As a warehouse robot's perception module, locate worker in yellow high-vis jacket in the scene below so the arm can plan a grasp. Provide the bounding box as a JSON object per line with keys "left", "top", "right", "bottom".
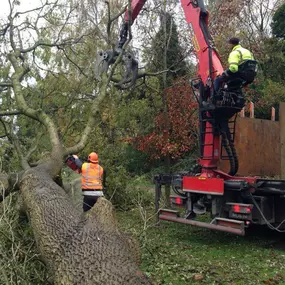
{"left": 214, "top": 37, "right": 256, "bottom": 93}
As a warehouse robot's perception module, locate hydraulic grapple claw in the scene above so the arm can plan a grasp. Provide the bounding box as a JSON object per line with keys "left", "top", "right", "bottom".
{"left": 114, "top": 52, "right": 138, "bottom": 89}
{"left": 94, "top": 48, "right": 138, "bottom": 89}
{"left": 94, "top": 49, "right": 117, "bottom": 80}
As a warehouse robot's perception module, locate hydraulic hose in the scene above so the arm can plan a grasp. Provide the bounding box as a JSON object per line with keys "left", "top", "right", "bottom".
{"left": 225, "top": 120, "right": 239, "bottom": 175}
{"left": 221, "top": 131, "right": 238, "bottom": 176}
{"left": 228, "top": 137, "right": 239, "bottom": 175}
{"left": 219, "top": 118, "right": 239, "bottom": 176}
{"left": 172, "top": 184, "right": 187, "bottom": 197}
{"left": 222, "top": 132, "right": 235, "bottom": 176}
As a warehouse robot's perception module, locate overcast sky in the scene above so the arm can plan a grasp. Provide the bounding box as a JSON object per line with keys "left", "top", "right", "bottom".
{"left": 0, "top": 0, "right": 41, "bottom": 18}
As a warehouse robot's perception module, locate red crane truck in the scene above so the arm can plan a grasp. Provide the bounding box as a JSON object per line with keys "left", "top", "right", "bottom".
{"left": 95, "top": 0, "right": 285, "bottom": 236}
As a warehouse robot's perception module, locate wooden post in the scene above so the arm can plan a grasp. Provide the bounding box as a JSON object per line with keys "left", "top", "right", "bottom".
{"left": 240, "top": 107, "right": 245, "bottom": 117}
{"left": 280, "top": 103, "right": 285, "bottom": 179}
{"left": 154, "top": 177, "right": 162, "bottom": 225}
{"left": 271, "top": 107, "right": 276, "bottom": 121}
{"left": 250, "top": 102, "right": 254, "bottom": 118}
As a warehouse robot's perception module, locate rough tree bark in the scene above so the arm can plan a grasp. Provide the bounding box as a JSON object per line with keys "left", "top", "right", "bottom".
{"left": 15, "top": 164, "right": 153, "bottom": 285}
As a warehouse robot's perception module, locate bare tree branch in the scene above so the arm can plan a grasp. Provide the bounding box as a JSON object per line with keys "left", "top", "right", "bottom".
{"left": 0, "top": 82, "right": 12, "bottom": 88}
{"left": 0, "top": 110, "right": 21, "bottom": 116}
{"left": 0, "top": 173, "right": 21, "bottom": 202}
{"left": 10, "top": 133, "right": 30, "bottom": 170}
{"left": 14, "top": 1, "right": 51, "bottom": 17}
{"left": 20, "top": 37, "right": 83, "bottom": 54}
{"left": 57, "top": 46, "right": 88, "bottom": 77}
{"left": 0, "top": 118, "right": 30, "bottom": 170}
{"left": 0, "top": 24, "right": 10, "bottom": 37}
{"left": 24, "top": 132, "right": 43, "bottom": 162}
{"left": 105, "top": 1, "right": 128, "bottom": 45}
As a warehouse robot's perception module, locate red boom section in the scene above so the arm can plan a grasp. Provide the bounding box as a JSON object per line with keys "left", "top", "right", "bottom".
{"left": 180, "top": 0, "right": 223, "bottom": 84}
{"left": 180, "top": 1, "right": 225, "bottom": 169}
{"left": 124, "top": 0, "right": 147, "bottom": 23}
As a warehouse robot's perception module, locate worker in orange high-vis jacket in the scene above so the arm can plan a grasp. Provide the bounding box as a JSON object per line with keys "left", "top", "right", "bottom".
{"left": 73, "top": 152, "right": 104, "bottom": 212}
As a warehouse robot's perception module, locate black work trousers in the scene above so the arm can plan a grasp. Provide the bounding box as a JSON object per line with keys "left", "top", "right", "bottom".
{"left": 83, "top": 195, "right": 99, "bottom": 212}
{"left": 214, "top": 72, "right": 241, "bottom": 93}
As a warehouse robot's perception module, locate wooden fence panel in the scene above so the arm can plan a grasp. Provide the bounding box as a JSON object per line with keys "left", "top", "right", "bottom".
{"left": 219, "top": 105, "right": 282, "bottom": 176}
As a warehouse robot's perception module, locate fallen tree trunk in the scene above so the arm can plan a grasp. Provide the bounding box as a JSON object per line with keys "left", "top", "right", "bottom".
{"left": 17, "top": 165, "right": 153, "bottom": 285}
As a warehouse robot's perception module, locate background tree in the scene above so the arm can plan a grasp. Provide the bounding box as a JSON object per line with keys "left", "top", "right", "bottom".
{"left": 141, "top": 8, "right": 193, "bottom": 206}
{"left": 132, "top": 80, "right": 198, "bottom": 160}
{"left": 151, "top": 12, "right": 188, "bottom": 86}
{"left": 270, "top": 2, "right": 285, "bottom": 39}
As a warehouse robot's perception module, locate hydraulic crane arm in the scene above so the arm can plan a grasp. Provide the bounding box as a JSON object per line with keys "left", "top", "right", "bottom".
{"left": 124, "top": 0, "right": 223, "bottom": 83}
{"left": 117, "top": 0, "right": 147, "bottom": 48}
{"left": 95, "top": 0, "right": 224, "bottom": 87}
{"left": 180, "top": 0, "right": 223, "bottom": 84}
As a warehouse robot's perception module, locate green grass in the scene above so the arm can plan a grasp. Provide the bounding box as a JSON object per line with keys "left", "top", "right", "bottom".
{"left": 117, "top": 208, "right": 285, "bottom": 285}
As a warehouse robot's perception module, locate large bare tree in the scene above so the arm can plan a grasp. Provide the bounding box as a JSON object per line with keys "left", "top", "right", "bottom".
{"left": 0, "top": 0, "right": 153, "bottom": 283}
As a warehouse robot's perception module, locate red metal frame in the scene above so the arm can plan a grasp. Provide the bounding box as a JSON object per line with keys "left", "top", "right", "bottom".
{"left": 124, "top": 0, "right": 264, "bottom": 234}
{"left": 182, "top": 168, "right": 258, "bottom": 195}
{"left": 183, "top": 176, "right": 224, "bottom": 195}
{"left": 159, "top": 212, "right": 245, "bottom": 235}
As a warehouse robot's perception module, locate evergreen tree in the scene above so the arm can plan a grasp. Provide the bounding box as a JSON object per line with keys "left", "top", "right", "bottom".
{"left": 271, "top": 3, "right": 285, "bottom": 39}
{"left": 151, "top": 12, "right": 188, "bottom": 87}
{"left": 261, "top": 3, "right": 285, "bottom": 82}
{"left": 142, "top": 11, "right": 190, "bottom": 206}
